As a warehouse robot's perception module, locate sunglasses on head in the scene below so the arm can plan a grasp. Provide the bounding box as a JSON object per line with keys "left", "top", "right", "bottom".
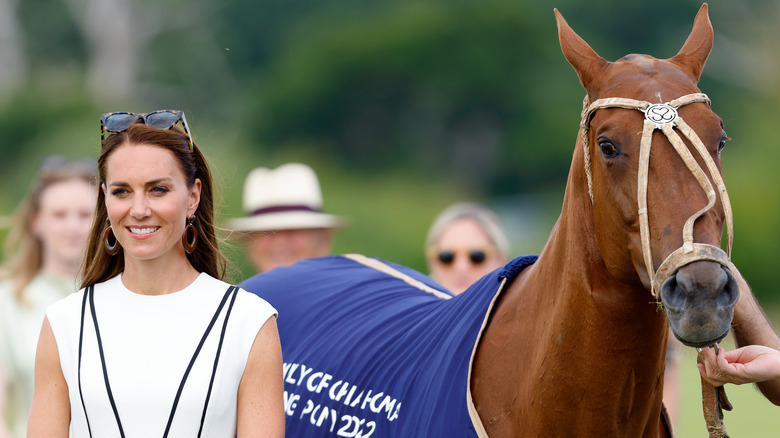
{"left": 100, "top": 110, "right": 194, "bottom": 152}
{"left": 431, "top": 247, "right": 495, "bottom": 266}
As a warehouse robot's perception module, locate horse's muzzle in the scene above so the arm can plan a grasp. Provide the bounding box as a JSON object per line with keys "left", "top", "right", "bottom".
{"left": 659, "top": 261, "right": 739, "bottom": 348}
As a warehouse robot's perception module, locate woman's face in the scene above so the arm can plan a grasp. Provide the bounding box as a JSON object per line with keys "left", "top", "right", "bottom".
{"left": 427, "top": 218, "right": 506, "bottom": 295}
{"left": 103, "top": 143, "right": 200, "bottom": 264}
{"left": 33, "top": 179, "right": 96, "bottom": 274}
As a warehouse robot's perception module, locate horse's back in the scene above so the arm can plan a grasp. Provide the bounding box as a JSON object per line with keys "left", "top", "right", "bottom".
{"left": 241, "top": 254, "right": 536, "bottom": 437}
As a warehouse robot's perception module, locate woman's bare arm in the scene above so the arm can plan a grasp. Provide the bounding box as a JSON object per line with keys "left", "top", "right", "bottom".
{"left": 27, "top": 317, "right": 70, "bottom": 437}
{"left": 237, "top": 316, "right": 285, "bottom": 437}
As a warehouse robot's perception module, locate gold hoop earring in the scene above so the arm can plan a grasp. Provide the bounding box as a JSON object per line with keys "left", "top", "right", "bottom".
{"left": 182, "top": 214, "right": 198, "bottom": 254}
{"left": 103, "top": 218, "right": 120, "bottom": 256}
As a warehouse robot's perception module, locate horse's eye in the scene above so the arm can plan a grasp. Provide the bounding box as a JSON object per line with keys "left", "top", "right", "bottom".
{"left": 599, "top": 141, "right": 620, "bottom": 158}
{"left": 717, "top": 135, "right": 729, "bottom": 154}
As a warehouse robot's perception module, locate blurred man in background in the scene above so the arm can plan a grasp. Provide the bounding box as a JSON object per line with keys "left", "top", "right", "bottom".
{"left": 225, "top": 163, "right": 348, "bottom": 273}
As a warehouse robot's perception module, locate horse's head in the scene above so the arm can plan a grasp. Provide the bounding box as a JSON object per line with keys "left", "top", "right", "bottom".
{"left": 555, "top": 4, "right": 738, "bottom": 348}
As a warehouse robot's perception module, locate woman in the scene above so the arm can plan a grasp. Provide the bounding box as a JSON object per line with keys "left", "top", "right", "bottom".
{"left": 424, "top": 202, "right": 509, "bottom": 294}
{"left": 27, "top": 111, "right": 284, "bottom": 437}
{"left": 0, "top": 156, "right": 97, "bottom": 438}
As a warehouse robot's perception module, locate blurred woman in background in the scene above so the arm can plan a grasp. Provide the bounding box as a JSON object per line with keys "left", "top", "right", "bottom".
{"left": 425, "top": 202, "right": 510, "bottom": 295}
{"left": 0, "top": 157, "right": 97, "bottom": 438}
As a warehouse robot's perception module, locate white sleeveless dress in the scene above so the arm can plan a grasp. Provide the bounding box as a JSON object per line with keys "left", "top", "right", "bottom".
{"left": 46, "top": 273, "right": 277, "bottom": 438}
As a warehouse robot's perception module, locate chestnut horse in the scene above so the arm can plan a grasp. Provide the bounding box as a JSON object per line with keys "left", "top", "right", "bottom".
{"left": 471, "top": 5, "right": 737, "bottom": 436}
{"left": 242, "top": 4, "right": 738, "bottom": 437}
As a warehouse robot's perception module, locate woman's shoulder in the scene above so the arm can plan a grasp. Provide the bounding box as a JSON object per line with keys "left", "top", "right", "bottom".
{"left": 236, "top": 287, "right": 278, "bottom": 319}
{"left": 46, "top": 276, "right": 119, "bottom": 318}
{"left": 198, "top": 273, "right": 278, "bottom": 318}
{"left": 0, "top": 277, "right": 18, "bottom": 307}
{"left": 44, "top": 288, "right": 87, "bottom": 336}
{"left": 46, "top": 287, "right": 86, "bottom": 315}
{"left": 0, "top": 278, "right": 12, "bottom": 302}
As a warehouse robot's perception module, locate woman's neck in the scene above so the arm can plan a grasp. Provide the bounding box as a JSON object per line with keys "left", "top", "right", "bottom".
{"left": 120, "top": 253, "right": 201, "bottom": 295}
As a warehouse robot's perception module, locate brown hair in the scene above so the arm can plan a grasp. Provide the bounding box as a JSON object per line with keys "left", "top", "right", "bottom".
{"left": 79, "top": 122, "right": 227, "bottom": 288}
{"left": 1, "top": 157, "right": 97, "bottom": 303}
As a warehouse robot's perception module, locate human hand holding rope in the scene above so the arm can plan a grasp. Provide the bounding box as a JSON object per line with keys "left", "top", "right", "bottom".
{"left": 698, "top": 345, "right": 780, "bottom": 387}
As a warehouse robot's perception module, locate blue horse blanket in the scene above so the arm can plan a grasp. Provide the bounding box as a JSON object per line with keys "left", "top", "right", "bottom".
{"left": 240, "top": 254, "right": 537, "bottom": 437}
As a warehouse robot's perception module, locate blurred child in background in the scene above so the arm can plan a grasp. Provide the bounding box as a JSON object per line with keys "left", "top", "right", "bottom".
{"left": 0, "top": 156, "right": 97, "bottom": 437}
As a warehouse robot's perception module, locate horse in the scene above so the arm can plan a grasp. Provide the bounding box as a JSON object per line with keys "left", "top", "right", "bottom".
{"left": 241, "top": 4, "right": 738, "bottom": 436}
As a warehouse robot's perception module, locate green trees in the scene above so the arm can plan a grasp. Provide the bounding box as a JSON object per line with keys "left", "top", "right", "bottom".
{"left": 1, "top": 0, "right": 779, "bottom": 303}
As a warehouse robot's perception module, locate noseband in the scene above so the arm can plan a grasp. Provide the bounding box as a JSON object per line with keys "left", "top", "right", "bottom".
{"left": 580, "top": 93, "right": 734, "bottom": 298}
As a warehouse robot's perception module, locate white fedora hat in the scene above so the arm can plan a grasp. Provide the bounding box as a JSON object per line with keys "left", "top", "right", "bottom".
{"left": 224, "top": 163, "right": 348, "bottom": 232}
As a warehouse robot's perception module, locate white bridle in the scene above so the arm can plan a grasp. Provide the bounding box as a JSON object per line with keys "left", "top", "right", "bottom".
{"left": 579, "top": 93, "right": 734, "bottom": 299}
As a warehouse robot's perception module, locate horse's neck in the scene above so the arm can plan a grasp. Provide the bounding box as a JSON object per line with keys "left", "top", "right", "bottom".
{"left": 473, "top": 153, "right": 669, "bottom": 435}
{"left": 524, "top": 184, "right": 669, "bottom": 364}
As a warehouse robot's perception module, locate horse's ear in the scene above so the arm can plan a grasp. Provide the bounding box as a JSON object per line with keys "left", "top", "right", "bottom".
{"left": 555, "top": 8, "right": 609, "bottom": 96}
{"left": 669, "top": 3, "right": 713, "bottom": 83}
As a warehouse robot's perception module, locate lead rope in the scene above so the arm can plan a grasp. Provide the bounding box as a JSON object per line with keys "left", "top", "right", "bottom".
{"left": 697, "top": 346, "right": 732, "bottom": 438}
{"left": 579, "top": 93, "right": 734, "bottom": 437}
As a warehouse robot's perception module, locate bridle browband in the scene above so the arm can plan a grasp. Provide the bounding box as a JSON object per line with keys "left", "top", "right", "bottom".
{"left": 579, "top": 93, "right": 734, "bottom": 299}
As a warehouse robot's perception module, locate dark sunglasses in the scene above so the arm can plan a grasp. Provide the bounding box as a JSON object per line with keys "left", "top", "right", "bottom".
{"left": 432, "top": 248, "right": 494, "bottom": 266}
{"left": 100, "top": 110, "right": 193, "bottom": 152}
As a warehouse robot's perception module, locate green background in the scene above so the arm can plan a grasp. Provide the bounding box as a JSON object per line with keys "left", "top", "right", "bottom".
{"left": 1, "top": 0, "right": 779, "bottom": 434}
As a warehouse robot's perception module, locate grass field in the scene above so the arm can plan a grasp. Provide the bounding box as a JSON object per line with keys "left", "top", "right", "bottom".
{"left": 674, "top": 335, "right": 780, "bottom": 437}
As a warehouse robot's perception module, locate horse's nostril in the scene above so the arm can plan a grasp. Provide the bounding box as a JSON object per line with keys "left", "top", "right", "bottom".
{"left": 718, "top": 266, "right": 740, "bottom": 308}
{"left": 660, "top": 275, "right": 685, "bottom": 310}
